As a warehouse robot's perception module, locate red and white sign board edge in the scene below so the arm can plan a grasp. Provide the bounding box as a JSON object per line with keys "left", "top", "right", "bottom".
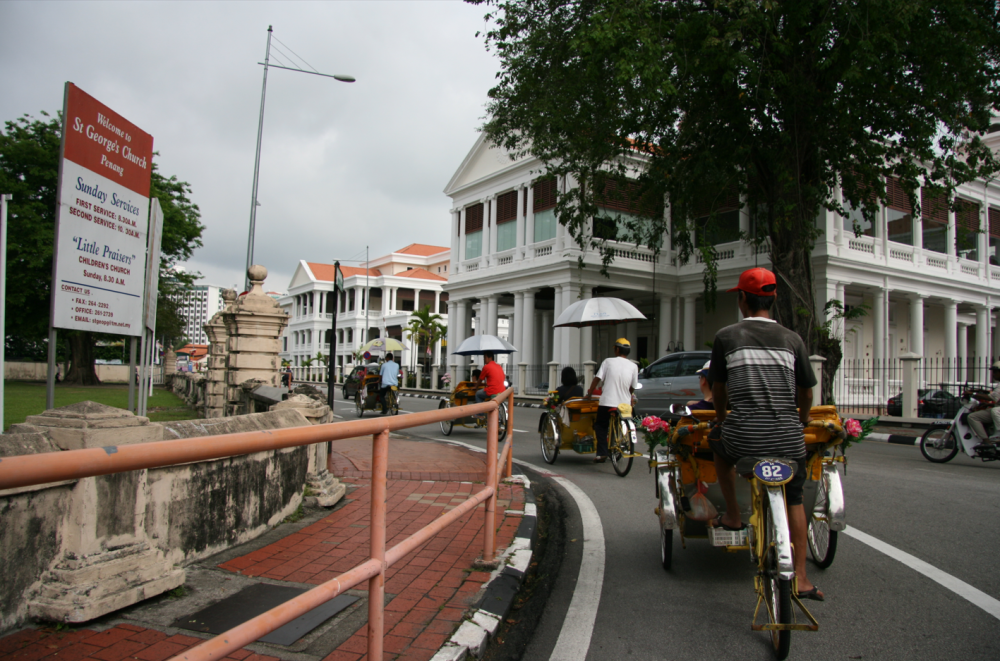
{"left": 52, "top": 82, "right": 153, "bottom": 336}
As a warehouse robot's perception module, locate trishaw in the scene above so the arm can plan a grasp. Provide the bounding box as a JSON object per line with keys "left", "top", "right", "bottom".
{"left": 652, "top": 405, "right": 846, "bottom": 659}
{"left": 538, "top": 397, "right": 641, "bottom": 476}
{"left": 438, "top": 380, "right": 508, "bottom": 441}
{"left": 355, "top": 373, "right": 399, "bottom": 417}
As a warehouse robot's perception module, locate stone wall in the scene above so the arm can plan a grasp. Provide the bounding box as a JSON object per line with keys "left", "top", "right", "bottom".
{"left": 0, "top": 401, "right": 342, "bottom": 631}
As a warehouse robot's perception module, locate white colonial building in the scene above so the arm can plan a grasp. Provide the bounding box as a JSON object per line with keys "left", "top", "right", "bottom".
{"left": 443, "top": 127, "right": 1000, "bottom": 393}
{"left": 279, "top": 244, "right": 451, "bottom": 379}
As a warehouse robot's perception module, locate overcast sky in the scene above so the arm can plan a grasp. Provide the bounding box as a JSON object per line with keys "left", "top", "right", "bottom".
{"left": 1, "top": 1, "right": 498, "bottom": 292}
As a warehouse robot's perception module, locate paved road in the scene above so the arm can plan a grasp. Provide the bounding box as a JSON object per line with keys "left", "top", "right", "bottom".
{"left": 330, "top": 394, "right": 1000, "bottom": 659}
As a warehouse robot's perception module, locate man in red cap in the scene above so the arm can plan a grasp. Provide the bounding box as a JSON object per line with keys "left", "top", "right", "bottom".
{"left": 707, "top": 267, "right": 823, "bottom": 601}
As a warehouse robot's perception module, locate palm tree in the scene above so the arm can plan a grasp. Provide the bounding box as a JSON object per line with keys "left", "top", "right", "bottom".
{"left": 405, "top": 306, "right": 447, "bottom": 377}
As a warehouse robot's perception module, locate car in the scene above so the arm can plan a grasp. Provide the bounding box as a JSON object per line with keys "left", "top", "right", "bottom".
{"left": 886, "top": 388, "right": 961, "bottom": 418}
{"left": 342, "top": 365, "right": 370, "bottom": 399}
{"left": 635, "top": 350, "right": 712, "bottom": 417}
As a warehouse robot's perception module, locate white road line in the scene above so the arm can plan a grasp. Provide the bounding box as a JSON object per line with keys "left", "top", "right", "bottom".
{"left": 844, "top": 526, "right": 1000, "bottom": 621}
{"left": 547, "top": 476, "right": 604, "bottom": 661}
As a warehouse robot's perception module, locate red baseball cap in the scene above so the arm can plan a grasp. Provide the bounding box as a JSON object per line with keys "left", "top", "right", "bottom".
{"left": 728, "top": 267, "right": 777, "bottom": 296}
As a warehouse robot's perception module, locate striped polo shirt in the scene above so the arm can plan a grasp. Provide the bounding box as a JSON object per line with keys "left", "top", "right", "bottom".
{"left": 708, "top": 317, "right": 817, "bottom": 459}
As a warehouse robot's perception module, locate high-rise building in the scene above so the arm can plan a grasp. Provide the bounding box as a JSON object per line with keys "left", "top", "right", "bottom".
{"left": 169, "top": 285, "right": 224, "bottom": 345}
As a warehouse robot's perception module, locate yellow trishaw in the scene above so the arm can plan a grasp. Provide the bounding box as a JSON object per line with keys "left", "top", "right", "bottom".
{"left": 437, "top": 380, "right": 508, "bottom": 441}
{"left": 538, "top": 396, "right": 642, "bottom": 476}
{"left": 651, "top": 405, "right": 846, "bottom": 659}
{"left": 354, "top": 373, "right": 399, "bottom": 417}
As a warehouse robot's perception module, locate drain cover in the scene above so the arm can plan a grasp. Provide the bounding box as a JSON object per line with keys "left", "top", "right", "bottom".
{"left": 173, "top": 583, "right": 359, "bottom": 646}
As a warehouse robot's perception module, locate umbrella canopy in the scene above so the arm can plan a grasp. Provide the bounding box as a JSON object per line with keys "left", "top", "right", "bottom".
{"left": 553, "top": 297, "right": 647, "bottom": 328}
{"left": 451, "top": 334, "right": 517, "bottom": 356}
{"left": 360, "top": 337, "right": 405, "bottom": 354}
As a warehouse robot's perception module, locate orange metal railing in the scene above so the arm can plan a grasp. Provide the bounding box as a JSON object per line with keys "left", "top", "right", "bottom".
{"left": 0, "top": 387, "right": 516, "bottom": 661}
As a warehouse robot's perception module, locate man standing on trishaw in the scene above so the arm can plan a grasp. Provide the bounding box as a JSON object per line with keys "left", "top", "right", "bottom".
{"left": 585, "top": 338, "right": 638, "bottom": 463}
{"left": 707, "top": 267, "right": 824, "bottom": 602}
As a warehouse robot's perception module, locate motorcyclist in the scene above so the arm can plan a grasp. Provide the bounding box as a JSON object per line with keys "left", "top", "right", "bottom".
{"left": 966, "top": 361, "right": 1000, "bottom": 446}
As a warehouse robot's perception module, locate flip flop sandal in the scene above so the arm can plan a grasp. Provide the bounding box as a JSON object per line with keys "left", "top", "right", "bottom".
{"left": 796, "top": 586, "right": 825, "bottom": 602}
{"left": 710, "top": 514, "right": 747, "bottom": 531}
{"left": 594, "top": 456, "right": 608, "bottom": 463}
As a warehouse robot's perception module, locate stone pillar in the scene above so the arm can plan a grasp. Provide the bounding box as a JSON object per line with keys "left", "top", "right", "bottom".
{"left": 17, "top": 402, "right": 183, "bottom": 622}
{"left": 512, "top": 292, "right": 524, "bottom": 354}
{"left": 431, "top": 364, "right": 439, "bottom": 391}
{"left": 548, "top": 361, "right": 559, "bottom": 394}
{"left": 900, "top": 352, "right": 922, "bottom": 418}
{"left": 958, "top": 321, "right": 969, "bottom": 382}
{"left": 581, "top": 287, "right": 594, "bottom": 364}
{"left": 584, "top": 360, "right": 597, "bottom": 390}
{"left": 976, "top": 304, "right": 990, "bottom": 384}
{"left": 415, "top": 364, "right": 423, "bottom": 390}
{"left": 683, "top": 296, "right": 697, "bottom": 352}
{"left": 203, "top": 289, "right": 236, "bottom": 419}
{"left": 223, "top": 266, "right": 290, "bottom": 416}
{"left": 944, "top": 300, "right": 958, "bottom": 383}
{"left": 909, "top": 294, "right": 925, "bottom": 357}
{"left": 809, "top": 355, "right": 825, "bottom": 406}
{"left": 514, "top": 186, "right": 526, "bottom": 261}
{"left": 487, "top": 295, "right": 500, "bottom": 337}
{"left": 873, "top": 289, "right": 886, "bottom": 364}
{"left": 164, "top": 349, "right": 177, "bottom": 378}
{"left": 517, "top": 363, "right": 527, "bottom": 396}
{"left": 522, "top": 290, "right": 536, "bottom": 383}
{"left": 658, "top": 294, "right": 672, "bottom": 357}
{"left": 541, "top": 310, "right": 553, "bottom": 364}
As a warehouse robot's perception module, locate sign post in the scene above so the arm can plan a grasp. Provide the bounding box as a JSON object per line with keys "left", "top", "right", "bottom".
{"left": 138, "top": 198, "right": 163, "bottom": 416}
{"left": 46, "top": 83, "right": 154, "bottom": 408}
{"left": 0, "top": 194, "right": 10, "bottom": 429}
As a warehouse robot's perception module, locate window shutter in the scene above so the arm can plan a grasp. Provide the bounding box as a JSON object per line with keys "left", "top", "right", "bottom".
{"left": 886, "top": 177, "right": 913, "bottom": 213}
{"left": 533, "top": 178, "right": 557, "bottom": 212}
{"left": 990, "top": 208, "right": 1000, "bottom": 239}
{"left": 921, "top": 189, "right": 948, "bottom": 224}
{"left": 497, "top": 190, "right": 517, "bottom": 224}
{"left": 957, "top": 199, "right": 980, "bottom": 231}
{"left": 465, "top": 203, "right": 484, "bottom": 233}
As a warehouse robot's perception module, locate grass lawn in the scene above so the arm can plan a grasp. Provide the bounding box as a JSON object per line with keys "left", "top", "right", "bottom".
{"left": 3, "top": 381, "right": 199, "bottom": 432}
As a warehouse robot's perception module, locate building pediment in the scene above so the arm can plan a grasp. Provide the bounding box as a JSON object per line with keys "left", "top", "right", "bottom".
{"left": 444, "top": 133, "right": 528, "bottom": 196}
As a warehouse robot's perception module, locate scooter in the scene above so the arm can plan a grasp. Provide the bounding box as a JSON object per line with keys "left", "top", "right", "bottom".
{"left": 919, "top": 391, "right": 1000, "bottom": 463}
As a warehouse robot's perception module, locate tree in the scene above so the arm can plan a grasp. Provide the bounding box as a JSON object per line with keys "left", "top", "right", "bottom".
{"left": 405, "top": 306, "right": 446, "bottom": 372}
{"left": 0, "top": 112, "right": 205, "bottom": 384}
{"left": 474, "top": 0, "right": 1000, "bottom": 382}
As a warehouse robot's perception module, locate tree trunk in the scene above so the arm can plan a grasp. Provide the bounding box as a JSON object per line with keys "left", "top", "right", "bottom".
{"left": 64, "top": 332, "right": 101, "bottom": 385}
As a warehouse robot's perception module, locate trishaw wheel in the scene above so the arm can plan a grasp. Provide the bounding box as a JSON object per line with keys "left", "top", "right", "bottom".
{"left": 761, "top": 497, "right": 792, "bottom": 659}
{"left": 660, "top": 526, "right": 673, "bottom": 570}
{"left": 540, "top": 415, "right": 559, "bottom": 464}
{"left": 498, "top": 403, "right": 508, "bottom": 442}
{"left": 808, "top": 477, "right": 838, "bottom": 568}
{"left": 438, "top": 400, "right": 453, "bottom": 435}
{"left": 609, "top": 417, "right": 633, "bottom": 477}
{"left": 920, "top": 427, "right": 959, "bottom": 463}
{"left": 355, "top": 392, "right": 364, "bottom": 418}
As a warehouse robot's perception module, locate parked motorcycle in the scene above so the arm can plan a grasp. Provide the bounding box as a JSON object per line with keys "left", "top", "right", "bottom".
{"left": 919, "top": 390, "right": 1000, "bottom": 463}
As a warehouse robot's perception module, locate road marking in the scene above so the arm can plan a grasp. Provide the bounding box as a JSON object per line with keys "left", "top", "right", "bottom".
{"left": 844, "top": 526, "right": 1000, "bottom": 621}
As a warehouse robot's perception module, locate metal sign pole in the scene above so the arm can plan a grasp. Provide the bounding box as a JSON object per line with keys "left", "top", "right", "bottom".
{"left": 0, "top": 194, "right": 10, "bottom": 430}
{"left": 127, "top": 337, "right": 137, "bottom": 412}
{"left": 138, "top": 329, "right": 147, "bottom": 416}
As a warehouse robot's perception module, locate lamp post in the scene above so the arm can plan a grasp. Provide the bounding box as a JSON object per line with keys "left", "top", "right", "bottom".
{"left": 245, "top": 25, "right": 355, "bottom": 290}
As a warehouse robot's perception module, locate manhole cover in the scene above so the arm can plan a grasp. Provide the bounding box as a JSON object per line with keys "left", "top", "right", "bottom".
{"left": 172, "top": 583, "right": 359, "bottom": 646}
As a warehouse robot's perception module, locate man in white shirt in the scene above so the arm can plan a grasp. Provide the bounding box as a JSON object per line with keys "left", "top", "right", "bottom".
{"left": 585, "top": 338, "right": 639, "bottom": 462}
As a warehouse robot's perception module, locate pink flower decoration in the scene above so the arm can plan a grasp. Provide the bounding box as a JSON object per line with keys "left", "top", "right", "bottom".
{"left": 641, "top": 416, "right": 658, "bottom": 431}
{"left": 845, "top": 418, "right": 862, "bottom": 438}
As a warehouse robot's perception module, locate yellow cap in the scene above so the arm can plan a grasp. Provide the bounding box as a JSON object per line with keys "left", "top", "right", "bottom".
{"left": 615, "top": 338, "right": 630, "bottom": 348}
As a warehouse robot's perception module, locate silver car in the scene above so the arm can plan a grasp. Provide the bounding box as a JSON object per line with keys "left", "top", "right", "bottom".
{"left": 636, "top": 351, "right": 712, "bottom": 416}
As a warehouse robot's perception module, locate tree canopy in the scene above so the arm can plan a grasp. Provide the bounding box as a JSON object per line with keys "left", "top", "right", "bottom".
{"left": 474, "top": 0, "right": 1000, "bottom": 350}
{"left": 0, "top": 111, "right": 205, "bottom": 380}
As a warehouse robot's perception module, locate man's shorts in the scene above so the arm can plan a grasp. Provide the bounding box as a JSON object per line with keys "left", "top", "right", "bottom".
{"left": 708, "top": 438, "right": 807, "bottom": 506}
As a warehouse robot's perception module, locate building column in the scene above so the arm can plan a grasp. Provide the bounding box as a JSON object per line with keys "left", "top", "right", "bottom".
{"left": 514, "top": 186, "right": 526, "bottom": 261}
{"left": 484, "top": 196, "right": 495, "bottom": 266}
{"left": 541, "top": 310, "right": 553, "bottom": 364}
{"left": 993, "top": 309, "right": 1000, "bottom": 361}
{"left": 872, "top": 289, "right": 886, "bottom": 366}
{"left": 976, "top": 304, "right": 990, "bottom": 383}
{"left": 909, "top": 294, "right": 925, "bottom": 357}
{"left": 658, "top": 294, "right": 672, "bottom": 358}
{"left": 958, "top": 321, "right": 969, "bottom": 382}
{"left": 434, "top": 291, "right": 441, "bottom": 316}
{"left": 458, "top": 207, "right": 467, "bottom": 264}
{"left": 455, "top": 299, "right": 469, "bottom": 373}
{"left": 683, "top": 295, "right": 697, "bottom": 352}
{"left": 581, "top": 286, "right": 594, "bottom": 363}
{"left": 413, "top": 288, "right": 423, "bottom": 314}
{"left": 512, "top": 292, "right": 524, "bottom": 352}
{"left": 522, "top": 289, "right": 536, "bottom": 369}
{"left": 450, "top": 209, "right": 461, "bottom": 272}
{"left": 943, "top": 300, "right": 958, "bottom": 383}
{"left": 525, "top": 183, "right": 535, "bottom": 250}
{"left": 446, "top": 300, "right": 457, "bottom": 369}
{"left": 625, "top": 321, "right": 639, "bottom": 356}
{"left": 486, "top": 295, "right": 500, "bottom": 337}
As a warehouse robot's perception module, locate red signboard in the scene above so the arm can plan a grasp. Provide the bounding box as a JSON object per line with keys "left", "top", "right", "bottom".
{"left": 63, "top": 84, "right": 154, "bottom": 198}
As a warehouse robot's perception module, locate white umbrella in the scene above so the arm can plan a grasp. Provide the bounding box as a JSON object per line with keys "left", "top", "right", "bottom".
{"left": 360, "top": 337, "right": 405, "bottom": 354}
{"left": 553, "top": 297, "right": 647, "bottom": 328}
{"left": 452, "top": 334, "right": 517, "bottom": 356}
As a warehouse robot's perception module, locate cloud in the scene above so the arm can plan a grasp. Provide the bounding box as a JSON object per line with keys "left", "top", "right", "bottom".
{"left": 1, "top": 0, "right": 497, "bottom": 292}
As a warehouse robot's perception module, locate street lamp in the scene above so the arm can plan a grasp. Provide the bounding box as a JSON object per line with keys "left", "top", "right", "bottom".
{"left": 245, "top": 25, "right": 355, "bottom": 290}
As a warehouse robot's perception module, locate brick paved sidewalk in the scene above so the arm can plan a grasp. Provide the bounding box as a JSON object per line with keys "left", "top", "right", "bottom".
{"left": 0, "top": 438, "right": 525, "bottom": 661}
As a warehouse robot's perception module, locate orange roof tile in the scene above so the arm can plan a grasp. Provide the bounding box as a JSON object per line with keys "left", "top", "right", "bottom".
{"left": 307, "top": 262, "right": 381, "bottom": 281}
{"left": 395, "top": 243, "right": 449, "bottom": 257}
{"left": 395, "top": 267, "right": 447, "bottom": 281}
{"left": 176, "top": 344, "right": 209, "bottom": 359}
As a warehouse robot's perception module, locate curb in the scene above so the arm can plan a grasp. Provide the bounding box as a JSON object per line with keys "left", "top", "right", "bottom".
{"left": 867, "top": 432, "right": 919, "bottom": 445}
{"left": 430, "top": 472, "right": 538, "bottom": 661}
